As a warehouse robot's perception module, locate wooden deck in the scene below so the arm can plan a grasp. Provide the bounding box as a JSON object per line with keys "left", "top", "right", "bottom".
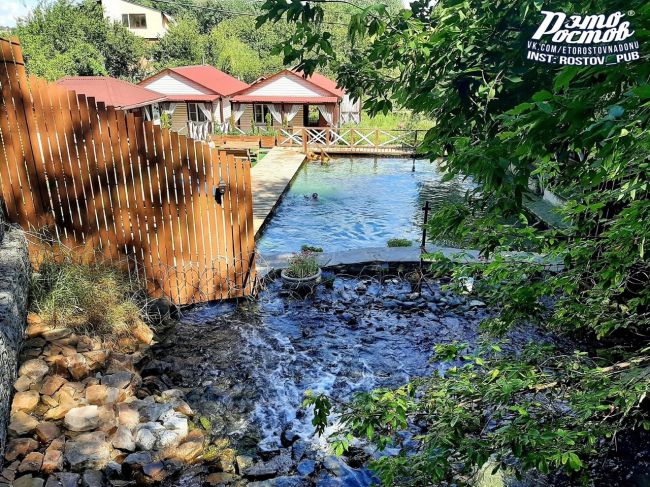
{"left": 251, "top": 147, "right": 306, "bottom": 237}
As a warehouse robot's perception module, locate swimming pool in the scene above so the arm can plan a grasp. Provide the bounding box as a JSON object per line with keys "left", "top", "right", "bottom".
{"left": 256, "top": 156, "right": 474, "bottom": 253}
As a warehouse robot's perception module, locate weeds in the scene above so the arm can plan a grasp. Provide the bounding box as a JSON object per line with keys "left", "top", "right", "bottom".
{"left": 387, "top": 238, "right": 412, "bottom": 248}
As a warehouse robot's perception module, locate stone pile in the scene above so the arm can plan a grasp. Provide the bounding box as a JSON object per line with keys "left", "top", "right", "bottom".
{"left": 1, "top": 312, "right": 236, "bottom": 487}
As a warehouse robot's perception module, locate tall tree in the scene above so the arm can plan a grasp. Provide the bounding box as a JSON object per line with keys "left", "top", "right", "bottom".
{"left": 260, "top": 0, "right": 650, "bottom": 483}
{"left": 16, "top": 0, "right": 146, "bottom": 81}
{"left": 150, "top": 14, "right": 206, "bottom": 68}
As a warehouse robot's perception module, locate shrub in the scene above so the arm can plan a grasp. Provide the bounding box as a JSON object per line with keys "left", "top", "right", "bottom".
{"left": 30, "top": 256, "right": 145, "bottom": 337}
{"left": 301, "top": 244, "right": 323, "bottom": 253}
{"left": 387, "top": 238, "right": 412, "bottom": 248}
{"left": 285, "top": 252, "right": 319, "bottom": 279}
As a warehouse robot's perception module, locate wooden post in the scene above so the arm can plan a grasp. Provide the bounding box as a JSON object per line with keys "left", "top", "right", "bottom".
{"left": 302, "top": 128, "right": 307, "bottom": 153}
{"left": 374, "top": 129, "right": 380, "bottom": 147}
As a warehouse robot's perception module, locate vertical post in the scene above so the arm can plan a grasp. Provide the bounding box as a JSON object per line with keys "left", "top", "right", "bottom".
{"left": 302, "top": 128, "right": 307, "bottom": 153}
{"left": 374, "top": 128, "right": 380, "bottom": 147}
{"left": 421, "top": 201, "right": 430, "bottom": 250}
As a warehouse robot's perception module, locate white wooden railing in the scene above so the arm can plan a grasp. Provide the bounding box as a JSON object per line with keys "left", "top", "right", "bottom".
{"left": 186, "top": 121, "right": 213, "bottom": 141}
{"left": 277, "top": 127, "right": 422, "bottom": 152}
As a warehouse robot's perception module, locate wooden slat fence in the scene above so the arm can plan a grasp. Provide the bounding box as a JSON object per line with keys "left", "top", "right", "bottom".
{"left": 0, "top": 36, "right": 255, "bottom": 305}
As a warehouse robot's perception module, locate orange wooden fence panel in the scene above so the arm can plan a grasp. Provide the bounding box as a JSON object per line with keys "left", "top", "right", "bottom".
{"left": 0, "top": 36, "right": 256, "bottom": 304}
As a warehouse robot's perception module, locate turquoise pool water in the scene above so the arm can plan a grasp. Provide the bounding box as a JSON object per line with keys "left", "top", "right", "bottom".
{"left": 257, "top": 156, "right": 474, "bottom": 253}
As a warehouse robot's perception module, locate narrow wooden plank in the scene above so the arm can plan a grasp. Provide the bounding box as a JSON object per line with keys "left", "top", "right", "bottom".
{"left": 0, "top": 54, "right": 22, "bottom": 221}
{"left": 30, "top": 77, "right": 67, "bottom": 239}
{"left": 178, "top": 134, "right": 201, "bottom": 302}
{"left": 136, "top": 120, "right": 159, "bottom": 287}
{"left": 219, "top": 149, "right": 236, "bottom": 299}
{"left": 207, "top": 148, "right": 226, "bottom": 300}
{"left": 151, "top": 124, "right": 173, "bottom": 300}
{"left": 141, "top": 121, "right": 161, "bottom": 292}
{"left": 157, "top": 126, "right": 179, "bottom": 302}
{"left": 197, "top": 142, "right": 215, "bottom": 301}
{"left": 125, "top": 114, "right": 146, "bottom": 277}
{"left": 165, "top": 130, "right": 184, "bottom": 302}
{"left": 86, "top": 99, "right": 112, "bottom": 257}
{"left": 241, "top": 158, "right": 255, "bottom": 294}
{"left": 170, "top": 131, "right": 192, "bottom": 303}
{"left": 189, "top": 139, "right": 210, "bottom": 302}
{"left": 230, "top": 153, "right": 245, "bottom": 296}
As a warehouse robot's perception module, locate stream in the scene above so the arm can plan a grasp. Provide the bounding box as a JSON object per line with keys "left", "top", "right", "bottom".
{"left": 150, "top": 273, "right": 547, "bottom": 485}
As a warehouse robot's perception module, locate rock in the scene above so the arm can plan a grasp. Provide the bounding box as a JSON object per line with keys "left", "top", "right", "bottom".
{"left": 13, "top": 475, "right": 45, "bottom": 487}
{"left": 297, "top": 459, "right": 316, "bottom": 476}
{"left": 280, "top": 430, "right": 300, "bottom": 448}
{"left": 4, "top": 438, "right": 39, "bottom": 461}
{"left": 249, "top": 477, "right": 308, "bottom": 487}
{"left": 96, "top": 406, "right": 117, "bottom": 433}
{"left": 43, "top": 391, "right": 77, "bottom": 421}
{"left": 159, "top": 389, "right": 183, "bottom": 401}
{"left": 81, "top": 470, "right": 105, "bottom": 487}
{"left": 116, "top": 403, "right": 139, "bottom": 430}
{"left": 85, "top": 385, "right": 119, "bottom": 406}
{"left": 18, "top": 452, "right": 43, "bottom": 473}
{"left": 205, "top": 472, "right": 239, "bottom": 485}
{"left": 135, "top": 428, "right": 157, "bottom": 451}
{"left": 82, "top": 351, "right": 108, "bottom": 370}
{"left": 162, "top": 414, "right": 188, "bottom": 438}
{"left": 122, "top": 452, "right": 152, "bottom": 475}
{"left": 142, "top": 461, "right": 167, "bottom": 482}
{"left": 169, "top": 398, "right": 193, "bottom": 417}
{"left": 41, "top": 447, "right": 64, "bottom": 475}
{"left": 48, "top": 472, "right": 81, "bottom": 487}
{"left": 236, "top": 454, "right": 254, "bottom": 474}
{"left": 469, "top": 300, "right": 486, "bottom": 307}
{"left": 40, "top": 376, "right": 67, "bottom": 396}
{"left": 132, "top": 322, "right": 154, "bottom": 345}
{"left": 14, "top": 375, "right": 35, "bottom": 392}
{"left": 35, "top": 422, "right": 62, "bottom": 444}
{"left": 0, "top": 460, "right": 19, "bottom": 483}
{"left": 67, "top": 353, "right": 91, "bottom": 380}
{"left": 291, "top": 441, "right": 308, "bottom": 462}
{"left": 244, "top": 450, "right": 293, "bottom": 479}
{"left": 64, "top": 432, "right": 111, "bottom": 471}
{"left": 139, "top": 402, "right": 171, "bottom": 423}
{"left": 156, "top": 430, "right": 180, "bottom": 449}
{"left": 100, "top": 372, "right": 133, "bottom": 390}
{"left": 9, "top": 411, "right": 39, "bottom": 436}
{"left": 111, "top": 427, "right": 135, "bottom": 452}
{"left": 12, "top": 391, "right": 40, "bottom": 413}
{"left": 105, "top": 462, "right": 122, "bottom": 480}
{"left": 41, "top": 327, "right": 72, "bottom": 341}
{"left": 64, "top": 406, "right": 100, "bottom": 432}
{"left": 171, "top": 431, "right": 204, "bottom": 462}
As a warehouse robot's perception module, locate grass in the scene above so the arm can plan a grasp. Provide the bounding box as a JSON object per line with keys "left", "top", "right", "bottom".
{"left": 285, "top": 252, "right": 320, "bottom": 279}
{"left": 30, "top": 255, "right": 146, "bottom": 337}
{"left": 387, "top": 238, "right": 413, "bottom": 248}
{"left": 342, "top": 110, "right": 435, "bottom": 132}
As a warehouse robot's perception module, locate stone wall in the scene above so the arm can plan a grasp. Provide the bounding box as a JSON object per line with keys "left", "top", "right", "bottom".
{"left": 0, "top": 208, "right": 30, "bottom": 456}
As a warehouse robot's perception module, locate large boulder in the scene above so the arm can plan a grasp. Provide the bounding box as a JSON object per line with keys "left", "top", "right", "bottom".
{"left": 64, "top": 406, "right": 100, "bottom": 432}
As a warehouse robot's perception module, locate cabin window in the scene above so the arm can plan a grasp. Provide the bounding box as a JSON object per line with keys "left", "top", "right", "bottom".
{"left": 122, "top": 14, "right": 147, "bottom": 29}
{"left": 253, "top": 104, "right": 270, "bottom": 125}
{"left": 188, "top": 103, "right": 208, "bottom": 123}
{"left": 304, "top": 105, "right": 320, "bottom": 127}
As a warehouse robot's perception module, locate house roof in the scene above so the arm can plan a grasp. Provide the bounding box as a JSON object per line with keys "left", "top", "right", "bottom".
{"left": 230, "top": 69, "right": 344, "bottom": 104}
{"left": 230, "top": 95, "right": 339, "bottom": 104}
{"left": 56, "top": 76, "right": 166, "bottom": 110}
{"left": 142, "top": 65, "right": 248, "bottom": 97}
{"left": 293, "top": 70, "right": 345, "bottom": 97}
{"left": 163, "top": 94, "right": 220, "bottom": 102}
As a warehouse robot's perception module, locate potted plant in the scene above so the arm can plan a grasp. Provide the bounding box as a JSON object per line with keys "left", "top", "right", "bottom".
{"left": 281, "top": 251, "right": 321, "bottom": 289}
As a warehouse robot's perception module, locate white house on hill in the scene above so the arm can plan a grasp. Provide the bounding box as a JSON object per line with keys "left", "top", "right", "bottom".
{"left": 101, "top": 0, "right": 173, "bottom": 40}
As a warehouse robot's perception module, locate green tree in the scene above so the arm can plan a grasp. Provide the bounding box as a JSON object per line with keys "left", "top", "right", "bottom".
{"left": 261, "top": 0, "right": 650, "bottom": 483}
{"left": 16, "top": 0, "right": 146, "bottom": 80}
{"left": 151, "top": 14, "right": 206, "bottom": 68}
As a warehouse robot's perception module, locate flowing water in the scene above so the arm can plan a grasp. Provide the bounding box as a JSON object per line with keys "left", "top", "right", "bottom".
{"left": 257, "top": 157, "right": 475, "bottom": 253}
{"left": 154, "top": 275, "right": 546, "bottom": 485}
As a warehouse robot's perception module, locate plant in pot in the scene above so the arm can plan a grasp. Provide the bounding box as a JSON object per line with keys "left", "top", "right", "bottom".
{"left": 281, "top": 251, "right": 321, "bottom": 290}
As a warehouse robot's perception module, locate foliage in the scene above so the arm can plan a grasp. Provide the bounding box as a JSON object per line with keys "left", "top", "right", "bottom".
{"left": 159, "top": 112, "right": 172, "bottom": 130}
{"left": 301, "top": 244, "right": 323, "bottom": 253}
{"left": 285, "top": 251, "right": 320, "bottom": 279}
{"left": 387, "top": 238, "right": 412, "bottom": 248}
{"left": 260, "top": 0, "right": 650, "bottom": 483}
{"left": 31, "top": 254, "right": 145, "bottom": 337}
{"left": 16, "top": 0, "right": 146, "bottom": 81}
{"left": 151, "top": 14, "right": 206, "bottom": 68}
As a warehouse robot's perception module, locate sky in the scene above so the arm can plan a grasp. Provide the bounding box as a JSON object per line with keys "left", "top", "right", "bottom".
{"left": 1, "top": 0, "right": 37, "bottom": 27}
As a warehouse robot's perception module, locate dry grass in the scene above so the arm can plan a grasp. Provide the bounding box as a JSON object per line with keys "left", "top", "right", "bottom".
{"left": 30, "top": 254, "right": 146, "bottom": 337}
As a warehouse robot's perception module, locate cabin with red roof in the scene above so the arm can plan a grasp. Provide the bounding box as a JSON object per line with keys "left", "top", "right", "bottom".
{"left": 56, "top": 76, "right": 167, "bottom": 121}
{"left": 138, "top": 65, "right": 248, "bottom": 140}
{"left": 229, "top": 69, "right": 360, "bottom": 132}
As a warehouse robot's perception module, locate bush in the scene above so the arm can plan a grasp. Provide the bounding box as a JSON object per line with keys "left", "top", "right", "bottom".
{"left": 301, "top": 244, "right": 323, "bottom": 253}
{"left": 285, "top": 252, "right": 320, "bottom": 279}
{"left": 30, "top": 256, "right": 145, "bottom": 337}
{"left": 387, "top": 238, "right": 412, "bottom": 248}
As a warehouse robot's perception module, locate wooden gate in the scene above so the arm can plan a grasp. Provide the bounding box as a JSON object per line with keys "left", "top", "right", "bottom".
{"left": 0, "top": 37, "right": 255, "bottom": 305}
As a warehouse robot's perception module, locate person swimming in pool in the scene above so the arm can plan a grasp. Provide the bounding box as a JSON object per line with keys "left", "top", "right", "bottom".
{"left": 303, "top": 193, "right": 319, "bottom": 200}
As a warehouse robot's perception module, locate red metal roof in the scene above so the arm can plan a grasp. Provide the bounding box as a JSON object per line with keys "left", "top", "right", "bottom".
{"left": 230, "top": 95, "right": 339, "bottom": 104}
{"left": 167, "top": 65, "right": 248, "bottom": 96}
{"left": 56, "top": 76, "right": 166, "bottom": 109}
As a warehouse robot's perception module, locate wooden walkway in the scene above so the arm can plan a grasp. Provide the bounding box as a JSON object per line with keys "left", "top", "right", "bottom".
{"left": 251, "top": 147, "right": 306, "bottom": 237}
